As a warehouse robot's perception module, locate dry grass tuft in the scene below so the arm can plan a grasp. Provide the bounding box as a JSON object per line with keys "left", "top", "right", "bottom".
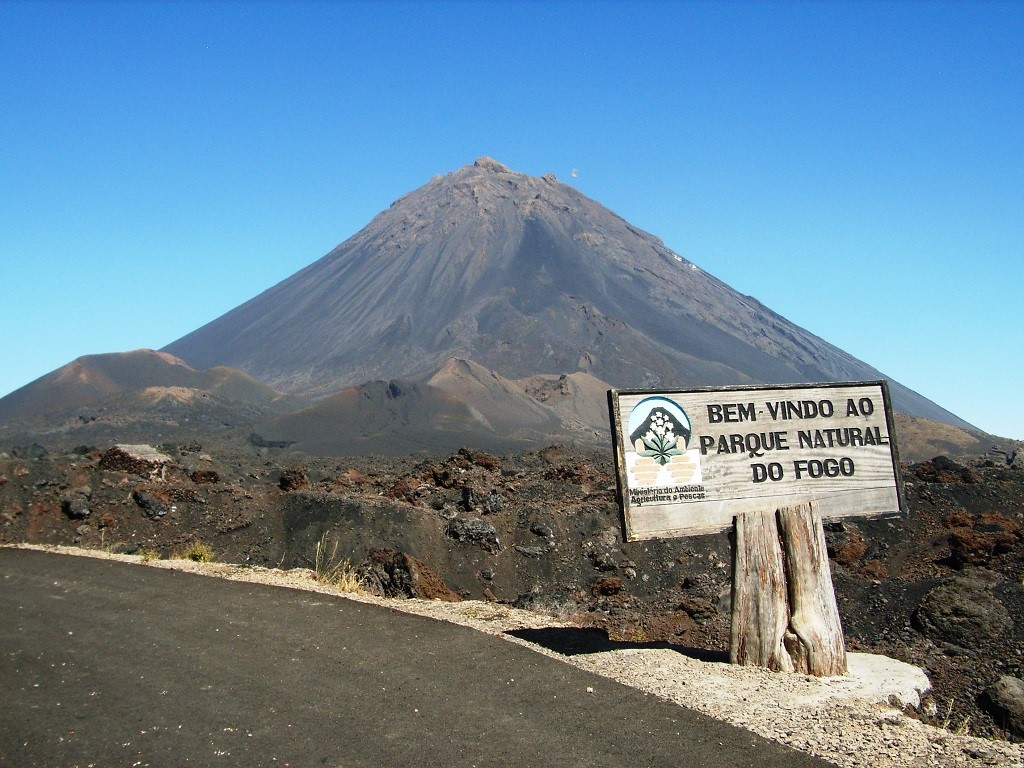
{"left": 314, "top": 533, "right": 365, "bottom": 593}
{"left": 173, "top": 541, "right": 214, "bottom": 563}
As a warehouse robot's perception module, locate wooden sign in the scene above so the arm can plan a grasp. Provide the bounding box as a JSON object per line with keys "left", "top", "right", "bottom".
{"left": 608, "top": 381, "right": 905, "bottom": 541}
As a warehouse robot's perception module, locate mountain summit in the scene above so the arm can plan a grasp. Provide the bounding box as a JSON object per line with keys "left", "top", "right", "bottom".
{"left": 165, "top": 158, "right": 969, "bottom": 428}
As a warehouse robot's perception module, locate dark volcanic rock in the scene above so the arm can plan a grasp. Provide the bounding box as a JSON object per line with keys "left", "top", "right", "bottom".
{"left": 61, "top": 494, "right": 91, "bottom": 519}
{"left": 981, "top": 676, "right": 1024, "bottom": 739}
{"left": 99, "top": 445, "right": 172, "bottom": 479}
{"left": 945, "top": 513, "right": 1020, "bottom": 568}
{"left": 530, "top": 521, "right": 554, "bottom": 539}
{"left": 357, "top": 548, "right": 460, "bottom": 601}
{"left": 278, "top": 467, "right": 309, "bottom": 492}
{"left": 248, "top": 433, "right": 295, "bottom": 449}
{"left": 912, "top": 571, "right": 1013, "bottom": 647}
{"left": 189, "top": 469, "right": 220, "bottom": 484}
{"left": 824, "top": 522, "right": 868, "bottom": 567}
{"left": 12, "top": 443, "right": 48, "bottom": 459}
{"left": 445, "top": 517, "right": 501, "bottom": 553}
{"left": 583, "top": 540, "right": 620, "bottom": 572}
{"left": 513, "top": 543, "right": 552, "bottom": 558}
{"left": 914, "top": 455, "right": 979, "bottom": 484}
{"left": 132, "top": 490, "right": 169, "bottom": 518}
{"left": 591, "top": 576, "right": 623, "bottom": 596}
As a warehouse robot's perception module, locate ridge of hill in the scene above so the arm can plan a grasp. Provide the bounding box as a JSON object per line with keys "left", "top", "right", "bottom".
{"left": 0, "top": 350, "right": 195, "bottom": 420}
{"left": 0, "top": 350, "right": 308, "bottom": 451}
{"left": 1, "top": 351, "right": 1008, "bottom": 463}
{"left": 425, "top": 358, "right": 563, "bottom": 435}
{"left": 251, "top": 358, "right": 620, "bottom": 456}
{"left": 515, "top": 371, "right": 611, "bottom": 437}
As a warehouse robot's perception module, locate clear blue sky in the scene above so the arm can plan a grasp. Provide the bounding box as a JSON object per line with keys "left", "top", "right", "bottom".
{"left": 1, "top": 1, "right": 1021, "bottom": 439}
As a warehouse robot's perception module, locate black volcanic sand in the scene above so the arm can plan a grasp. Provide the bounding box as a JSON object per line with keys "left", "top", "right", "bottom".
{"left": 2, "top": 443, "right": 1024, "bottom": 741}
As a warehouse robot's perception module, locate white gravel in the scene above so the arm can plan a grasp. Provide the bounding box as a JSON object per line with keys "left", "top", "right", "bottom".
{"left": 12, "top": 544, "right": 1023, "bottom": 768}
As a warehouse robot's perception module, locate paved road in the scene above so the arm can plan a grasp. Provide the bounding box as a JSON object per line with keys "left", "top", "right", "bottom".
{"left": 0, "top": 548, "right": 833, "bottom": 767}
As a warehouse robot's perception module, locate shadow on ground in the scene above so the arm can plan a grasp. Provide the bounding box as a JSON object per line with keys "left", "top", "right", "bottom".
{"left": 506, "top": 626, "right": 730, "bottom": 663}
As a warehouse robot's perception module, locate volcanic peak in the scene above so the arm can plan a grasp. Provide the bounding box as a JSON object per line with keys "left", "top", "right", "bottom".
{"left": 473, "top": 156, "right": 512, "bottom": 173}
{"left": 162, "top": 158, "right": 974, "bottom": 430}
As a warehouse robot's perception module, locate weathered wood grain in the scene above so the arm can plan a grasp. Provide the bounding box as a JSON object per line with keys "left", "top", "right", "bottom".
{"left": 729, "top": 502, "right": 847, "bottom": 677}
{"left": 730, "top": 510, "right": 794, "bottom": 672}
{"left": 778, "top": 502, "right": 847, "bottom": 676}
{"left": 609, "top": 382, "right": 904, "bottom": 540}
{"left": 627, "top": 485, "right": 900, "bottom": 540}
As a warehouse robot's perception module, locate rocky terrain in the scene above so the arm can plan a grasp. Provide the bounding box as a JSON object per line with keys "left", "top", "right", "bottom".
{"left": 2, "top": 439, "right": 1023, "bottom": 745}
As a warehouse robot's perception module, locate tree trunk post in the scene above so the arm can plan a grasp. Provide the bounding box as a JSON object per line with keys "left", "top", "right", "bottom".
{"left": 730, "top": 501, "right": 847, "bottom": 676}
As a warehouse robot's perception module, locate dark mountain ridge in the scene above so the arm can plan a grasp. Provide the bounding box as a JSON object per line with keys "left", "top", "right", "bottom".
{"left": 164, "top": 158, "right": 971, "bottom": 429}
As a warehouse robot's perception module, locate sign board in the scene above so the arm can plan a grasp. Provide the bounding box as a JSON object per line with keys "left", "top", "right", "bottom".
{"left": 608, "top": 381, "right": 906, "bottom": 541}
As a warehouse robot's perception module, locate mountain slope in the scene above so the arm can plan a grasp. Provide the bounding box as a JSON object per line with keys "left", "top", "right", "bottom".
{"left": 253, "top": 379, "right": 538, "bottom": 456}
{"left": 253, "top": 357, "right": 617, "bottom": 457}
{"left": 0, "top": 349, "right": 294, "bottom": 422}
{"left": 164, "top": 158, "right": 971, "bottom": 430}
{"left": 516, "top": 371, "right": 611, "bottom": 437}
{"left": 425, "top": 358, "right": 562, "bottom": 436}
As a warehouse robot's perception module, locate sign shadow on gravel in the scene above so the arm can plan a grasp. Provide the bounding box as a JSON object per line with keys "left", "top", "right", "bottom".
{"left": 506, "top": 626, "right": 729, "bottom": 663}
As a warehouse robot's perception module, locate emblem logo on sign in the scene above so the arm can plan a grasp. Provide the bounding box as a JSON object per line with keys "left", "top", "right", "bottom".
{"left": 625, "top": 396, "right": 703, "bottom": 487}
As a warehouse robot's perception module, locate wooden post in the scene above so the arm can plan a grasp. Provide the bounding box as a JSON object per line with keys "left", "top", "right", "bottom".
{"left": 730, "top": 501, "right": 847, "bottom": 676}
{"left": 729, "top": 510, "right": 794, "bottom": 672}
{"left": 778, "top": 502, "right": 847, "bottom": 676}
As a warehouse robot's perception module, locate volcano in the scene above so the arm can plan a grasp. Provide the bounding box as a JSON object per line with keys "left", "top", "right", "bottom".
{"left": 166, "top": 157, "right": 967, "bottom": 428}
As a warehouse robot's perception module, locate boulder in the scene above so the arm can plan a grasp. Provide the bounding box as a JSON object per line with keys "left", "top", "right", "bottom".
{"left": 824, "top": 521, "right": 868, "bottom": 567}
{"left": 530, "top": 521, "right": 554, "bottom": 539}
{"left": 912, "top": 571, "right": 1012, "bottom": 647}
{"left": 981, "top": 675, "right": 1024, "bottom": 738}
{"left": 248, "top": 433, "right": 295, "bottom": 449}
{"left": 484, "top": 490, "right": 504, "bottom": 514}
{"left": 948, "top": 527, "right": 1016, "bottom": 568}
{"left": 445, "top": 518, "right": 501, "bottom": 553}
{"left": 458, "top": 486, "right": 504, "bottom": 515}
{"left": 513, "top": 543, "right": 551, "bottom": 558}
{"left": 941, "top": 511, "right": 1019, "bottom": 568}
{"left": 278, "top": 467, "right": 309, "bottom": 491}
{"left": 189, "top": 469, "right": 220, "bottom": 484}
{"left": 62, "top": 494, "right": 91, "bottom": 519}
{"left": 678, "top": 597, "right": 717, "bottom": 621}
{"left": 457, "top": 447, "right": 500, "bottom": 471}
{"left": 357, "top": 548, "right": 460, "bottom": 601}
{"left": 913, "top": 456, "right": 978, "bottom": 484}
{"left": 12, "top": 443, "right": 48, "bottom": 460}
{"left": 132, "top": 490, "right": 169, "bottom": 518}
{"left": 582, "top": 540, "right": 619, "bottom": 572}
{"left": 591, "top": 576, "right": 623, "bottom": 596}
